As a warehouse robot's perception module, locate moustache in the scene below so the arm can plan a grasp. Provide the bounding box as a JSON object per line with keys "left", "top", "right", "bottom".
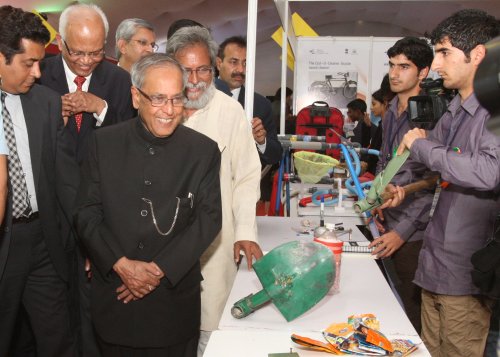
{"left": 231, "top": 72, "right": 245, "bottom": 79}
{"left": 186, "top": 81, "right": 207, "bottom": 90}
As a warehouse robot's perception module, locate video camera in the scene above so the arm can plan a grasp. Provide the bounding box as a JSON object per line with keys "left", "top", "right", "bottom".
{"left": 475, "top": 36, "right": 500, "bottom": 136}
{"left": 407, "top": 78, "right": 456, "bottom": 130}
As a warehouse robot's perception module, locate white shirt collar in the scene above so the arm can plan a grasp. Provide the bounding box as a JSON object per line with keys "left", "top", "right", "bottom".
{"left": 62, "top": 57, "right": 93, "bottom": 92}
{"left": 230, "top": 86, "right": 241, "bottom": 99}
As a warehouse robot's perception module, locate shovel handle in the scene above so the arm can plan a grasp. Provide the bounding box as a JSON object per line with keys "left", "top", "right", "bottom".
{"left": 379, "top": 175, "right": 439, "bottom": 201}
{"left": 231, "top": 289, "right": 271, "bottom": 319}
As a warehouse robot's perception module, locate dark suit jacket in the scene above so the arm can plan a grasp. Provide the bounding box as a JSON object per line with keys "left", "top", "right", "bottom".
{"left": 75, "top": 119, "right": 222, "bottom": 347}
{"left": 237, "top": 86, "right": 282, "bottom": 165}
{"left": 39, "top": 55, "right": 135, "bottom": 163}
{"left": 214, "top": 77, "right": 231, "bottom": 96}
{"left": 0, "top": 84, "right": 79, "bottom": 282}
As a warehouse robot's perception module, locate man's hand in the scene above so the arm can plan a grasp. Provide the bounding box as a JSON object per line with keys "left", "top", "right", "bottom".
{"left": 368, "top": 230, "right": 404, "bottom": 259}
{"left": 116, "top": 284, "right": 138, "bottom": 304}
{"left": 396, "top": 128, "right": 426, "bottom": 156}
{"left": 251, "top": 117, "right": 266, "bottom": 145}
{"left": 378, "top": 183, "right": 406, "bottom": 209}
{"left": 363, "top": 112, "right": 371, "bottom": 127}
{"left": 370, "top": 208, "right": 386, "bottom": 233}
{"left": 234, "top": 240, "right": 263, "bottom": 270}
{"left": 61, "top": 91, "right": 106, "bottom": 117}
{"left": 113, "top": 257, "right": 164, "bottom": 299}
{"left": 85, "top": 258, "right": 92, "bottom": 280}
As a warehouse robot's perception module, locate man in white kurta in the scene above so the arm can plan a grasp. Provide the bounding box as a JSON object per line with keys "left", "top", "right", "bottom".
{"left": 166, "top": 26, "right": 262, "bottom": 355}
{"left": 186, "top": 88, "right": 261, "bottom": 326}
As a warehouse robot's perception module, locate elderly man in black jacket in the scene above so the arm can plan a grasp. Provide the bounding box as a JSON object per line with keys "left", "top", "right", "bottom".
{"left": 76, "top": 53, "right": 222, "bottom": 357}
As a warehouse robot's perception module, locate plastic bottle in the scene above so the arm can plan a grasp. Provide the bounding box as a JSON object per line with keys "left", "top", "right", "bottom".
{"left": 313, "top": 228, "right": 342, "bottom": 295}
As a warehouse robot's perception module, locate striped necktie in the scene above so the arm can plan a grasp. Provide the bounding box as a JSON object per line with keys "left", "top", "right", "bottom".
{"left": 1, "top": 91, "right": 32, "bottom": 218}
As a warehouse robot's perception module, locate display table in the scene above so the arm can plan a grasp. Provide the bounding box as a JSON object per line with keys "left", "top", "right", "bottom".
{"left": 205, "top": 217, "right": 430, "bottom": 356}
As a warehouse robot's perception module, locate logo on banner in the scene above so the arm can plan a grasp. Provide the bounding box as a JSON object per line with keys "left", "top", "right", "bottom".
{"left": 310, "top": 49, "right": 328, "bottom": 55}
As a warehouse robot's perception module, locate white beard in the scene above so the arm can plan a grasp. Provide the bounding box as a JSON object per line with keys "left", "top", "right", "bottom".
{"left": 185, "top": 80, "right": 216, "bottom": 110}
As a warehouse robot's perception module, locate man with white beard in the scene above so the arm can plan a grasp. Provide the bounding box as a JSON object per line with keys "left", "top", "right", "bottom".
{"left": 166, "top": 27, "right": 262, "bottom": 356}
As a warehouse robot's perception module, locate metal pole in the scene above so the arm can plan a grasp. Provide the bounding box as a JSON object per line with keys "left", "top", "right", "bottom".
{"left": 245, "top": 0, "right": 258, "bottom": 123}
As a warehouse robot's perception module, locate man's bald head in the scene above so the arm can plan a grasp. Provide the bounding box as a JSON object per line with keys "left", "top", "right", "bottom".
{"left": 59, "top": 3, "right": 108, "bottom": 40}
{"left": 57, "top": 3, "right": 108, "bottom": 77}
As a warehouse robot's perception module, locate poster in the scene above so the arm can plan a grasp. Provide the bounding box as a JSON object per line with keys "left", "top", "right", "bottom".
{"left": 295, "top": 36, "right": 400, "bottom": 116}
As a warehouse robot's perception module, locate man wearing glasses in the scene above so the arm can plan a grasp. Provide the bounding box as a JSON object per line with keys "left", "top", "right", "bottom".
{"left": 76, "top": 53, "right": 222, "bottom": 356}
{"left": 166, "top": 26, "right": 262, "bottom": 356}
{"left": 40, "top": 3, "right": 135, "bottom": 164}
{"left": 39, "top": 3, "right": 135, "bottom": 356}
{"left": 115, "top": 18, "right": 158, "bottom": 73}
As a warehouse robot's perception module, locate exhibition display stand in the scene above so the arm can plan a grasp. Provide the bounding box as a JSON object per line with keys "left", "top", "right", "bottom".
{"left": 208, "top": 2, "right": 431, "bottom": 354}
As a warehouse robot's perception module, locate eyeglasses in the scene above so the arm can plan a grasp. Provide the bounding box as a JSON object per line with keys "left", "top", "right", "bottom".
{"left": 136, "top": 87, "right": 186, "bottom": 107}
{"left": 183, "top": 66, "right": 213, "bottom": 78}
{"left": 132, "top": 39, "right": 159, "bottom": 52}
{"left": 63, "top": 39, "right": 105, "bottom": 59}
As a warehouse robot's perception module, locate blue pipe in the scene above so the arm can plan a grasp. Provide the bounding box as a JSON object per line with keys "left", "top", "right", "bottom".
{"left": 311, "top": 189, "right": 339, "bottom": 206}
{"left": 274, "top": 152, "right": 285, "bottom": 216}
{"left": 339, "top": 144, "right": 380, "bottom": 238}
{"left": 345, "top": 179, "right": 372, "bottom": 194}
{"left": 366, "top": 149, "right": 380, "bottom": 157}
{"left": 341, "top": 144, "right": 364, "bottom": 195}
{"left": 285, "top": 148, "right": 291, "bottom": 217}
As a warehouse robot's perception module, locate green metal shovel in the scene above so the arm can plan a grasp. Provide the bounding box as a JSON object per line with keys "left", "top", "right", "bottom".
{"left": 231, "top": 241, "right": 335, "bottom": 322}
{"left": 354, "top": 149, "right": 438, "bottom": 213}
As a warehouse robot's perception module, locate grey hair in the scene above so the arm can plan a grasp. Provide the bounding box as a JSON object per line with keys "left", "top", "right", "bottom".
{"left": 59, "top": 3, "right": 109, "bottom": 40}
{"left": 165, "top": 26, "right": 218, "bottom": 66}
{"left": 115, "top": 18, "right": 155, "bottom": 59}
{"left": 131, "top": 53, "right": 187, "bottom": 90}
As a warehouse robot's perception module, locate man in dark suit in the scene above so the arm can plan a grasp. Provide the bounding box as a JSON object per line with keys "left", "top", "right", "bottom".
{"left": 0, "top": 6, "right": 78, "bottom": 356}
{"left": 217, "top": 36, "right": 282, "bottom": 166}
{"left": 75, "top": 53, "right": 222, "bottom": 356}
{"left": 39, "top": 3, "right": 135, "bottom": 164}
{"left": 39, "top": 4, "right": 135, "bottom": 356}
{"left": 217, "top": 36, "right": 282, "bottom": 214}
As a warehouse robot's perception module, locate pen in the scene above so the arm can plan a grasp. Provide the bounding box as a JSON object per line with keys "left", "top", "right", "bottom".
{"left": 320, "top": 195, "right": 325, "bottom": 227}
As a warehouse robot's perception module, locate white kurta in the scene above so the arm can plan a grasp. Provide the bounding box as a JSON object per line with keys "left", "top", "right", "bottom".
{"left": 184, "top": 89, "right": 261, "bottom": 331}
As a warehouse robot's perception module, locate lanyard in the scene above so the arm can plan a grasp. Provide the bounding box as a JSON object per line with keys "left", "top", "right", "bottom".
{"left": 430, "top": 107, "right": 467, "bottom": 218}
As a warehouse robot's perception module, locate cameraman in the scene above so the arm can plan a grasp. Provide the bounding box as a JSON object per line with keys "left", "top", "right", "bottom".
{"left": 369, "top": 36, "right": 434, "bottom": 334}
{"left": 386, "top": 9, "right": 500, "bottom": 356}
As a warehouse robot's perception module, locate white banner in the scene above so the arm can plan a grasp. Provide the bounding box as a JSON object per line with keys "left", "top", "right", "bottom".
{"left": 295, "top": 36, "right": 401, "bottom": 116}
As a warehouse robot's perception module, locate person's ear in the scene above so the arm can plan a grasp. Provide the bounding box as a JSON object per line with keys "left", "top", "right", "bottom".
{"left": 56, "top": 34, "right": 63, "bottom": 52}
{"left": 117, "top": 39, "right": 128, "bottom": 56}
{"left": 418, "top": 66, "right": 430, "bottom": 80}
{"left": 470, "top": 44, "right": 486, "bottom": 66}
{"left": 131, "top": 86, "right": 140, "bottom": 110}
{"left": 216, "top": 57, "right": 222, "bottom": 71}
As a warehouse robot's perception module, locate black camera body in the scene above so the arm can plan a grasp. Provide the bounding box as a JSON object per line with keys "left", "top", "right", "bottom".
{"left": 407, "top": 78, "right": 455, "bottom": 130}
{"left": 475, "top": 36, "right": 500, "bottom": 136}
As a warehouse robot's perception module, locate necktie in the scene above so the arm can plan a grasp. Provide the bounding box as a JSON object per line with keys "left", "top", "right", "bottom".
{"left": 74, "top": 75, "right": 86, "bottom": 132}
{"left": 1, "top": 92, "right": 32, "bottom": 218}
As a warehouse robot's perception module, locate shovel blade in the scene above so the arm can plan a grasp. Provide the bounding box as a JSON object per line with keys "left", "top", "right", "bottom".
{"left": 253, "top": 241, "right": 335, "bottom": 321}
